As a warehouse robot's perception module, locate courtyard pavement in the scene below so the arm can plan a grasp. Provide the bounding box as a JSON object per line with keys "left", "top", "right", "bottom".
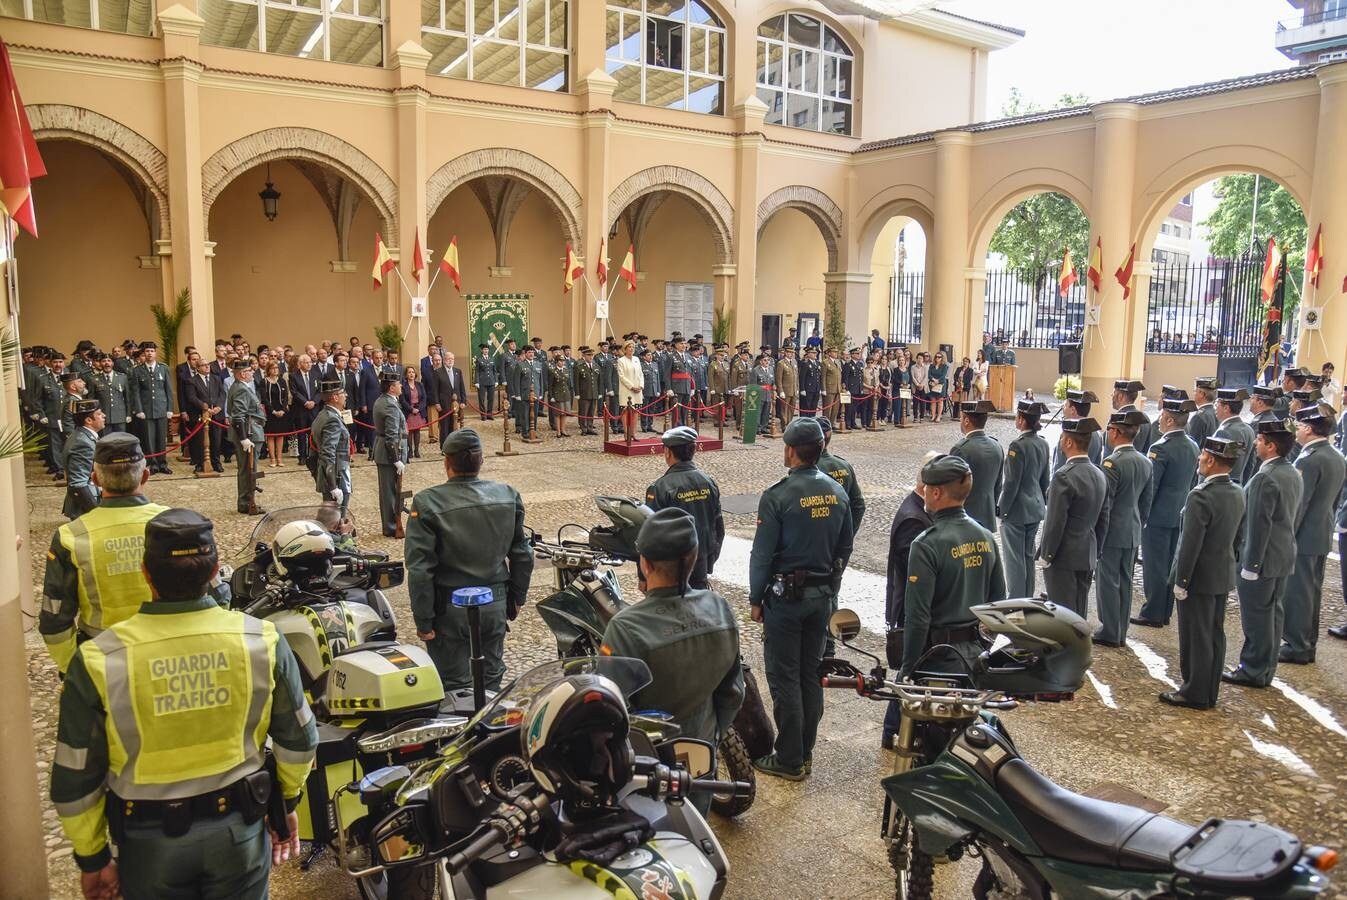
{"left": 23, "top": 408, "right": 1347, "bottom": 898}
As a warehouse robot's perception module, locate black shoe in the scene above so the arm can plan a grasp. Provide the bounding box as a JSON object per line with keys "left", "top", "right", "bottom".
{"left": 1129, "top": 616, "right": 1165, "bottom": 628}
{"left": 1328, "top": 625, "right": 1347, "bottom": 640}
{"left": 1158, "top": 691, "right": 1209, "bottom": 710}
{"left": 213, "top": 465, "right": 224, "bottom": 474}
{"left": 160, "top": 466, "right": 173, "bottom": 475}
{"left": 1091, "top": 634, "right": 1123, "bottom": 648}
{"left": 1221, "top": 669, "right": 1265, "bottom": 687}
{"left": 881, "top": 734, "right": 895, "bottom": 751}
{"left": 1277, "top": 648, "right": 1314, "bottom": 665}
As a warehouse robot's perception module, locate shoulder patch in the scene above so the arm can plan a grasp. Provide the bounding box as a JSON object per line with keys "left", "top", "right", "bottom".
{"left": 1103, "top": 460, "right": 1113, "bottom": 468}
{"left": 1007, "top": 449, "right": 1016, "bottom": 458}
{"left": 908, "top": 575, "right": 918, "bottom": 583}
{"left": 46, "top": 550, "right": 56, "bottom": 561}
{"left": 1148, "top": 452, "right": 1157, "bottom": 459}
{"left": 409, "top": 510, "right": 418, "bottom": 517}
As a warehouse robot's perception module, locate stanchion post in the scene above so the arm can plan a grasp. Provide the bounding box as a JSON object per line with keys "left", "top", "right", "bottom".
{"left": 662, "top": 398, "right": 670, "bottom": 433}
{"left": 838, "top": 396, "right": 848, "bottom": 433}
{"left": 625, "top": 400, "right": 634, "bottom": 449}
{"left": 868, "top": 394, "right": 879, "bottom": 431}
{"left": 717, "top": 402, "right": 724, "bottom": 443}
{"left": 601, "top": 403, "right": 610, "bottom": 443}
{"left": 767, "top": 390, "right": 779, "bottom": 439}
{"left": 523, "top": 387, "right": 542, "bottom": 444}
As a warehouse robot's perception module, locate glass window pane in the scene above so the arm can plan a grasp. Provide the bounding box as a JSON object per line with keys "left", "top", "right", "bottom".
{"left": 524, "top": 47, "right": 566, "bottom": 90}
{"left": 689, "top": 27, "right": 705, "bottom": 74}
{"left": 547, "top": 0, "right": 566, "bottom": 48}
{"left": 425, "top": 30, "right": 469, "bottom": 76}
{"left": 266, "top": 6, "right": 323, "bottom": 57}
{"left": 757, "top": 14, "right": 784, "bottom": 40}
{"left": 0, "top": 0, "right": 23, "bottom": 18}
{"left": 787, "top": 92, "right": 817, "bottom": 130}
{"left": 474, "top": 0, "right": 493, "bottom": 35}
{"left": 788, "top": 47, "right": 817, "bottom": 91}
{"left": 822, "top": 98, "right": 851, "bottom": 135}
{"left": 608, "top": 0, "right": 639, "bottom": 9}
{"left": 706, "top": 28, "right": 721, "bottom": 75}
{"left": 688, "top": 0, "right": 716, "bottom": 24}
{"left": 647, "top": 18, "right": 683, "bottom": 70}
{"left": 495, "top": 0, "right": 518, "bottom": 40}
{"left": 645, "top": 66, "right": 684, "bottom": 109}
{"left": 444, "top": 0, "right": 465, "bottom": 31}
{"left": 823, "top": 24, "right": 848, "bottom": 54}
{"left": 98, "top": 0, "right": 154, "bottom": 34}
{"left": 473, "top": 39, "right": 520, "bottom": 83}
{"left": 756, "top": 39, "right": 767, "bottom": 84}
{"left": 788, "top": 12, "right": 821, "bottom": 47}
{"left": 607, "top": 60, "right": 641, "bottom": 102}
{"left": 30, "top": 0, "right": 92, "bottom": 26}
{"left": 330, "top": 16, "right": 382, "bottom": 65}
{"left": 525, "top": 0, "right": 545, "bottom": 44}
{"left": 767, "top": 42, "right": 781, "bottom": 85}
{"left": 421, "top": 0, "right": 438, "bottom": 28}
{"left": 829, "top": 55, "right": 852, "bottom": 98}
{"left": 757, "top": 86, "right": 783, "bottom": 125}
{"left": 202, "top": 0, "right": 260, "bottom": 50}
{"left": 647, "top": 0, "right": 683, "bottom": 18}
{"left": 687, "top": 76, "right": 721, "bottom": 114}
{"left": 330, "top": 0, "right": 355, "bottom": 16}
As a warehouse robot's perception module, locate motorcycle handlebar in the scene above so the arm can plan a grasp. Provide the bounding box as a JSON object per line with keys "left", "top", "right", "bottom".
{"left": 445, "top": 823, "right": 509, "bottom": 874}
{"left": 688, "top": 778, "right": 752, "bottom": 798}
{"left": 822, "top": 674, "right": 864, "bottom": 690}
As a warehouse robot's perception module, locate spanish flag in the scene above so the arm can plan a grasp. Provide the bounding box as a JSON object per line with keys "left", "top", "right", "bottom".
{"left": 563, "top": 242, "right": 583, "bottom": 293}
{"left": 1114, "top": 242, "right": 1137, "bottom": 301}
{"left": 1086, "top": 237, "right": 1103, "bottom": 293}
{"left": 595, "top": 238, "right": 608, "bottom": 288}
{"left": 371, "top": 232, "right": 395, "bottom": 290}
{"left": 1305, "top": 224, "right": 1324, "bottom": 288}
{"left": 1058, "top": 248, "right": 1078, "bottom": 298}
{"left": 0, "top": 40, "right": 45, "bottom": 237}
{"left": 618, "top": 245, "right": 637, "bottom": 293}
{"left": 1260, "top": 237, "right": 1282, "bottom": 303}
{"left": 439, "top": 234, "right": 461, "bottom": 292}
{"left": 411, "top": 226, "right": 425, "bottom": 282}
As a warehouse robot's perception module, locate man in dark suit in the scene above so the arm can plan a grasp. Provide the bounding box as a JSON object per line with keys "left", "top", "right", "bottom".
{"left": 180, "top": 359, "right": 214, "bottom": 474}
{"left": 175, "top": 347, "right": 197, "bottom": 416}
{"left": 209, "top": 342, "right": 231, "bottom": 385}
{"left": 311, "top": 347, "right": 336, "bottom": 383}
{"left": 882, "top": 450, "right": 935, "bottom": 748}
{"left": 434, "top": 351, "right": 467, "bottom": 444}
{"left": 288, "top": 354, "right": 319, "bottom": 465}
{"left": 1037, "top": 417, "right": 1110, "bottom": 617}
{"left": 357, "top": 352, "right": 383, "bottom": 458}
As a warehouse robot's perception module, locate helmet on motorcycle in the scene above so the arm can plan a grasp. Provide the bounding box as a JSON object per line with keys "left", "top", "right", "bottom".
{"left": 271, "top": 520, "right": 335, "bottom": 589}
{"left": 972, "top": 599, "right": 1091, "bottom": 697}
{"left": 521, "top": 673, "right": 634, "bottom": 811}
{"left": 588, "top": 496, "right": 651, "bottom": 561}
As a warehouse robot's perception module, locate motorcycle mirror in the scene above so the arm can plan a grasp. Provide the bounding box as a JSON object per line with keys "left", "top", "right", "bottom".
{"left": 669, "top": 739, "right": 715, "bottom": 779}
{"left": 828, "top": 609, "right": 862, "bottom": 642}
{"left": 370, "top": 805, "right": 429, "bottom": 867}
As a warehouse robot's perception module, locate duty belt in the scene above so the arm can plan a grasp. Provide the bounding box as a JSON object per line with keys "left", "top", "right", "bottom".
{"left": 928, "top": 622, "right": 980, "bottom": 645}
{"left": 110, "top": 770, "right": 270, "bottom": 838}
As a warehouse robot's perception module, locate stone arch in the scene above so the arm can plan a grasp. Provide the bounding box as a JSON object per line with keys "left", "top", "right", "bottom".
{"left": 967, "top": 168, "right": 1093, "bottom": 268}
{"left": 854, "top": 185, "right": 936, "bottom": 273}
{"left": 757, "top": 185, "right": 842, "bottom": 271}
{"left": 201, "top": 128, "right": 398, "bottom": 239}
{"left": 608, "top": 166, "right": 734, "bottom": 264}
{"left": 27, "top": 104, "right": 171, "bottom": 240}
{"left": 425, "top": 148, "right": 583, "bottom": 247}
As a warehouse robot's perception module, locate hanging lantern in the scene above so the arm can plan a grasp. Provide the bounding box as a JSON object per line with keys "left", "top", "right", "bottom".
{"left": 258, "top": 162, "right": 281, "bottom": 222}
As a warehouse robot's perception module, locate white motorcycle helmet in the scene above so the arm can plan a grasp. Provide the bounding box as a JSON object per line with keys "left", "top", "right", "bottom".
{"left": 521, "top": 672, "right": 634, "bottom": 811}
{"left": 271, "top": 520, "right": 335, "bottom": 590}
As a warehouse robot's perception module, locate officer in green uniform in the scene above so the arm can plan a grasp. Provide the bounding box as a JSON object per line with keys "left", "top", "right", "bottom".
{"left": 1094, "top": 410, "right": 1155, "bottom": 646}
{"left": 406, "top": 429, "right": 534, "bottom": 693}
{"left": 991, "top": 338, "right": 1017, "bottom": 366}
{"left": 574, "top": 346, "right": 601, "bottom": 435}
{"left": 373, "top": 372, "right": 408, "bottom": 537}
{"left": 998, "top": 400, "right": 1050, "bottom": 598}
{"left": 1223, "top": 420, "right": 1301, "bottom": 686}
{"left": 750, "top": 418, "right": 854, "bottom": 781}
{"left": 508, "top": 346, "right": 537, "bottom": 436}
{"left": 1212, "top": 387, "right": 1255, "bottom": 484}
{"left": 1249, "top": 385, "right": 1282, "bottom": 425}
{"left": 1281, "top": 403, "right": 1347, "bottom": 664}
{"left": 900, "top": 454, "right": 1007, "bottom": 677}
{"left": 1038, "top": 418, "right": 1110, "bottom": 617}
{"left": 62, "top": 400, "right": 105, "bottom": 520}
{"left": 645, "top": 426, "right": 723, "bottom": 589}
{"left": 1134, "top": 398, "right": 1201, "bottom": 628}
{"left": 226, "top": 359, "right": 266, "bottom": 515}
{"left": 311, "top": 378, "right": 353, "bottom": 516}
{"left": 1111, "top": 379, "right": 1154, "bottom": 452}
{"left": 1186, "top": 377, "right": 1221, "bottom": 446}
{"left": 1275, "top": 367, "right": 1310, "bottom": 420}
{"left": 950, "top": 399, "right": 1003, "bottom": 532}
{"left": 817, "top": 417, "right": 866, "bottom": 530}
{"left": 1052, "top": 390, "right": 1105, "bottom": 470}
{"left": 1164, "top": 438, "right": 1246, "bottom": 709}
{"left": 600, "top": 508, "right": 743, "bottom": 812}
{"left": 50, "top": 509, "right": 317, "bottom": 900}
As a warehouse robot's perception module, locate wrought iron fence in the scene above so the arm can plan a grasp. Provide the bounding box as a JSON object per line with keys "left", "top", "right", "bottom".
{"left": 981, "top": 265, "right": 1088, "bottom": 350}
{"left": 887, "top": 271, "right": 925, "bottom": 346}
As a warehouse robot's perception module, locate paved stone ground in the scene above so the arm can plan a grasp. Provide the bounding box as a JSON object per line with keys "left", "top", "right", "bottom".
{"left": 24, "top": 408, "right": 1347, "bottom": 898}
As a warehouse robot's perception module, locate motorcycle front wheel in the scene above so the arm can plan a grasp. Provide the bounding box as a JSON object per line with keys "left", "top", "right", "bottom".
{"left": 356, "top": 862, "right": 436, "bottom": 900}
{"left": 889, "top": 815, "right": 934, "bottom": 900}
{"left": 971, "top": 838, "right": 1048, "bottom": 900}
{"left": 711, "top": 728, "right": 756, "bottom": 817}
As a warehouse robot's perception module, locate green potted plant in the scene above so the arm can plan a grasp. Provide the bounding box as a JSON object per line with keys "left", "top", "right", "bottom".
{"left": 149, "top": 288, "right": 191, "bottom": 361}
{"left": 373, "top": 322, "right": 404, "bottom": 356}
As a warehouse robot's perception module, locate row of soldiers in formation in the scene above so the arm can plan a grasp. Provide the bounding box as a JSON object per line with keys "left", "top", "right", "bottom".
{"left": 942, "top": 368, "right": 1346, "bottom": 709}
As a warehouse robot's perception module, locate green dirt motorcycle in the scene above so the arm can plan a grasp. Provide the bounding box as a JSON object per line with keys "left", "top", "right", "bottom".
{"left": 823, "top": 600, "right": 1338, "bottom": 900}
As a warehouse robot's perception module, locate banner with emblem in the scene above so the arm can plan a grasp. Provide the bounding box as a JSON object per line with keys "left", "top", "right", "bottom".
{"left": 466, "top": 294, "right": 530, "bottom": 359}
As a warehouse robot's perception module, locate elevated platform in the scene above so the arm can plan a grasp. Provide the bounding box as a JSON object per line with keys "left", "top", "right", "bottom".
{"left": 603, "top": 436, "right": 724, "bottom": 456}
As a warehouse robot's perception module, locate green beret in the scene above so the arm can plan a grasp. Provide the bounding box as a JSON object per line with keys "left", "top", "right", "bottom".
{"left": 921, "top": 453, "right": 971, "bottom": 486}
{"left": 782, "top": 417, "right": 824, "bottom": 447}
{"left": 442, "top": 428, "right": 482, "bottom": 454}
{"left": 661, "top": 426, "right": 698, "bottom": 448}
{"left": 94, "top": 432, "right": 144, "bottom": 465}
{"left": 816, "top": 416, "right": 834, "bottom": 434}
{"left": 637, "top": 507, "right": 698, "bottom": 561}
{"left": 143, "top": 508, "right": 215, "bottom": 566}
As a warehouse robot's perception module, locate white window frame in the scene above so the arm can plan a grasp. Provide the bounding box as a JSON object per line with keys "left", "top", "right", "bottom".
{"left": 14, "top": 0, "right": 156, "bottom": 34}
{"left": 756, "top": 13, "right": 854, "bottom": 135}
{"left": 421, "top": 0, "right": 571, "bottom": 90}
{"left": 203, "top": 0, "right": 384, "bottom": 62}
{"left": 605, "top": 0, "right": 726, "bottom": 113}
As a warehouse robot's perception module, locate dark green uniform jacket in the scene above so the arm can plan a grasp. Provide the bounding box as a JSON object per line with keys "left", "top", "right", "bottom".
{"left": 645, "top": 462, "right": 724, "bottom": 586}
{"left": 1241, "top": 456, "right": 1301, "bottom": 576}
{"left": 600, "top": 587, "right": 744, "bottom": 744}
{"left": 1039, "top": 456, "right": 1110, "bottom": 570}
{"left": 1293, "top": 439, "right": 1346, "bottom": 555}
{"left": 1146, "top": 430, "right": 1200, "bottom": 529}
{"left": 749, "top": 465, "right": 854, "bottom": 604}
{"left": 818, "top": 449, "right": 866, "bottom": 531}
{"left": 999, "top": 431, "right": 1050, "bottom": 525}
{"left": 1213, "top": 416, "right": 1256, "bottom": 485}
{"left": 1185, "top": 403, "right": 1218, "bottom": 447}
{"left": 62, "top": 426, "right": 100, "bottom": 519}
{"left": 1173, "top": 474, "right": 1245, "bottom": 593}
{"left": 951, "top": 430, "right": 1004, "bottom": 532}
{"left": 1100, "top": 445, "right": 1154, "bottom": 548}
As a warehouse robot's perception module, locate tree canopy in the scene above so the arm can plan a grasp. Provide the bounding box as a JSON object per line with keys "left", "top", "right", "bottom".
{"left": 1201, "top": 174, "right": 1307, "bottom": 311}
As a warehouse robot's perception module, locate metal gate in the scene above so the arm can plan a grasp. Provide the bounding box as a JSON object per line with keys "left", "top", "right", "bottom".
{"left": 1214, "top": 248, "right": 1279, "bottom": 389}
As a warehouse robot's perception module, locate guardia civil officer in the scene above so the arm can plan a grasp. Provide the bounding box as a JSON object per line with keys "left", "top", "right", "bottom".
{"left": 818, "top": 417, "right": 866, "bottom": 530}
{"left": 373, "top": 372, "right": 408, "bottom": 537}
{"left": 1111, "top": 379, "right": 1154, "bottom": 452}
{"left": 1093, "top": 410, "right": 1154, "bottom": 647}
{"left": 1052, "top": 390, "right": 1105, "bottom": 470}
{"left": 227, "top": 359, "right": 266, "bottom": 515}
{"left": 50, "top": 509, "right": 317, "bottom": 899}
{"left": 950, "top": 399, "right": 1003, "bottom": 532}
{"left": 600, "top": 507, "right": 743, "bottom": 812}
{"left": 799, "top": 346, "right": 823, "bottom": 417}
{"left": 899, "top": 454, "right": 1007, "bottom": 677}
{"left": 1280, "top": 403, "right": 1347, "bottom": 664}
{"left": 1186, "top": 377, "right": 1221, "bottom": 446}
{"left": 881, "top": 450, "right": 937, "bottom": 747}
{"left": 1212, "top": 388, "right": 1256, "bottom": 484}
{"left": 1249, "top": 385, "right": 1282, "bottom": 425}
{"left": 1223, "top": 420, "right": 1301, "bottom": 687}
{"left": 1164, "top": 438, "right": 1246, "bottom": 709}
{"left": 645, "top": 426, "right": 724, "bottom": 590}
{"left": 1038, "top": 418, "right": 1110, "bottom": 617}
{"left": 406, "top": 429, "right": 534, "bottom": 693}
{"left": 749, "top": 418, "right": 854, "bottom": 781}
{"left": 998, "top": 400, "right": 1050, "bottom": 598}
{"left": 1133, "top": 398, "right": 1201, "bottom": 628}
{"left": 130, "top": 341, "right": 173, "bottom": 474}
{"left": 62, "top": 400, "right": 105, "bottom": 520}
{"left": 312, "top": 377, "right": 353, "bottom": 517}
{"left": 1276, "top": 366, "right": 1310, "bottom": 419}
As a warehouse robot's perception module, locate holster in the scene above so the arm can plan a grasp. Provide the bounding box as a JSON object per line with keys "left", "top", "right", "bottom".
{"left": 241, "top": 767, "right": 272, "bottom": 826}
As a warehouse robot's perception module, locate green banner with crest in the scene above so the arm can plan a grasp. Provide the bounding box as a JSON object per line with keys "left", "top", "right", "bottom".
{"left": 466, "top": 294, "right": 530, "bottom": 358}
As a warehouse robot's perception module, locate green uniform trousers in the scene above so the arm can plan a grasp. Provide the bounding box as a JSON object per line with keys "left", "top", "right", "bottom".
{"left": 1000, "top": 521, "right": 1039, "bottom": 599}
{"left": 1139, "top": 525, "right": 1179, "bottom": 624}
{"left": 1281, "top": 554, "right": 1326, "bottom": 661}
{"left": 1095, "top": 545, "right": 1139, "bottom": 644}
{"left": 1235, "top": 574, "right": 1286, "bottom": 685}
{"left": 119, "top": 812, "right": 268, "bottom": 900}
{"left": 1177, "top": 592, "right": 1226, "bottom": 708}
{"left": 425, "top": 586, "right": 508, "bottom": 693}
{"left": 762, "top": 587, "right": 833, "bottom": 770}
{"left": 376, "top": 463, "right": 400, "bottom": 536}
{"left": 1042, "top": 564, "right": 1091, "bottom": 618}
{"left": 235, "top": 447, "right": 257, "bottom": 513}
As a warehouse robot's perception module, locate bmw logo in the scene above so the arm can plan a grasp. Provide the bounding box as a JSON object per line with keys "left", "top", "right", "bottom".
{"left": 404, "top": 674, "right": 418, "bottom": 686}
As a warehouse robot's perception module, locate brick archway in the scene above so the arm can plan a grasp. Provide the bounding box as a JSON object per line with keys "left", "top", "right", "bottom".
{"left": 27, "top": 104, "right": 171, "bottom": 240}
{"left": 201, "top": 128, "right": 397, "bottom": 238}
{"left": 608, "top": 166, "right": 734, "bottom": 265}
{"left": 757, "top": 185, "right": 842, "bottom": 271}
{"left": 426, "top": 148, "right": 583, "bottom": 247}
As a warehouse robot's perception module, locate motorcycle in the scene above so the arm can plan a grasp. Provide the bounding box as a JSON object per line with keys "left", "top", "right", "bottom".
{"left": 822, "top": 600, "right": 1338, "bottom": 899}
{"left": 333, "top": 655, "right": 751, "bottom": 900}
{"left": 531, "top": 495, "right": 761, "bottom": 817}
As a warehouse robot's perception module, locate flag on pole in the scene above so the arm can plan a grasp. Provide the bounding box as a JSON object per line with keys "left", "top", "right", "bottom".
{"left": 1305, "top": 224, "right": 1323, "bottom": 288}
{"left": 596, "top": 238, "right": 608, "bottom": 288}
{"left": 1114, "top": 242, "right": 1137, "bottom": 301}
{"left": 563, "top": 242, "right": 582, "bottom": 293}
{"left": 371, "top": 233, "right": 395, "bottom": 290}
{"left": 1058, "top": 248, "right": 1078, "bottom": 298}
{"left": 412, "top": 227, "right": 425, "bottom": 282}
{"left": 1086, "top": 237, "right": 1103, "bottom": 293}
{"left": 0, "top": 40, "right": 46, "bottom": 237}
{"left": 1260, "top": 237, "right": 1282, "bottom": 302}
{"left": 439, "top": 234, "right": 461, "bottom": 292}
{"left": 618, "top": 245, "right": 637, "bottom": 293}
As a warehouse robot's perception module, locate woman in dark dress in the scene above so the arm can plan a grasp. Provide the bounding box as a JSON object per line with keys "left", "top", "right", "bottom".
{"left": 259, "top": 361, "right": 291, "bottom": 467}
{"left": 401, "top": 365, "right": 429, "bottom": 458}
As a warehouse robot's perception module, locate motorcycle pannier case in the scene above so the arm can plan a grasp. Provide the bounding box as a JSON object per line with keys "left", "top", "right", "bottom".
{"left": 324, "top": 643, "right": 445, "bottom": 717}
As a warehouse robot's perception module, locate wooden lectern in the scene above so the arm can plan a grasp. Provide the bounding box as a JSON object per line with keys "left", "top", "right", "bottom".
{"left": 988, "top": 365, "right": 1017, "bottom": 411}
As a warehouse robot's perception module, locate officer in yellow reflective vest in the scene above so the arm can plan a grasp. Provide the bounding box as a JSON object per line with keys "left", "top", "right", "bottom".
{"left": 50, "top": 508, "right": 318, "bottom": 900}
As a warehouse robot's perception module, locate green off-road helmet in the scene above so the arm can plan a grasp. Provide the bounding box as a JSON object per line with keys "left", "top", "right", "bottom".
{"left": 971, "top": 599, "right": 1091, "bottom": 698}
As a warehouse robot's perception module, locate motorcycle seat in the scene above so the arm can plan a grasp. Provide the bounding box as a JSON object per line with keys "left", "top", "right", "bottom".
{"left": 997, "top": 758, "right": 1193, "bottom": 871}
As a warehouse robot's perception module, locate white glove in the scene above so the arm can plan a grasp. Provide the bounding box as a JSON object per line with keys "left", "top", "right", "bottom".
{"left": 135, "top": 412, "right": 146, "bottom": 419}
{"left": 1240, "top": 568, "right": 1259, "bottom": 581}
{"left": 330, "top": 488, "right": 344, "bottom": 504}
{"left": 239, "top": 438, "right": 254, "bottom": 452}
{"left": 1337, "top": 525, "right": 1347, "bottom": 534}
{"left": 39, "top": 416, "right": 48, "bottom": 425}
{"left": 1036, "top": 557, "right": 1050, "bottom": 570}
{"left": 1173, "top": 586, "right": 1189, "bottom": 601}
{"left": 394, "top": 461, "right": 405, "bottom": 475}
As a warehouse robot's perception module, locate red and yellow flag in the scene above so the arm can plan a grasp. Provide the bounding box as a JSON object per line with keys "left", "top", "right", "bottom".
{"left": 0, "top": 40, "right": 46, "bottom": 237}
{"left": 1114, "top": 242, "right": 1137, "bottom": 301}
{"left": 618, "top": 245, "right": 637, "bottom": 293}
{"left": 1086, "top": 237, "right": 1103, "bottom": 293}
{"left": 371, "top": 232, "right": 395, "bottom": 290}
{"left": 1058, "top": 248, "right": 1078, "bottom": 298}
{"left": 439, "top": 234, "right": 461, "bottom": 292}
{"left": 411, "top": 226, "right": 425, "bottom": 282}
{"left": 563, "top": 242, "right": 583, "bottom": 293}
{"left": 595, "top": 238, "right": 608, "bottom": 288}
{"left": 1260, "top": 237, "right": 1282, "bottom": 302}
{"left": 1305, "top": 224, "right": 1324, "bottom": 288}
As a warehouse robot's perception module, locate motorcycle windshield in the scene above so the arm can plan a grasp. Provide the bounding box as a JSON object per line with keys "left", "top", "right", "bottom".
{"left": 230, "top": 504, "right": 355, "bottom": 566}
{"left": 466, "top": 656, "right": 653, "bottom": 732}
